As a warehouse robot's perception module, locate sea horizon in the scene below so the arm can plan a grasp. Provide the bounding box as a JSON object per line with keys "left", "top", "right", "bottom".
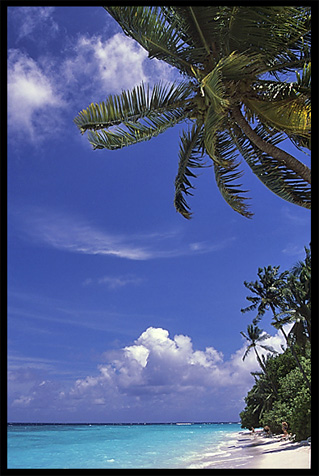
{"left": 8, "top": 420, "right": 241, "bottom": 425}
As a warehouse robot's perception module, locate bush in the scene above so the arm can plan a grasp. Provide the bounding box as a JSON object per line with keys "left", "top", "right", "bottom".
{"left": 240, "top": 350, "right": 311, "bottom": 440}
{"left": 260, "top": 401, "right": 293, "bottom": 435}
{"left": 289, "top": 389, "right": 311, "bottom": 440}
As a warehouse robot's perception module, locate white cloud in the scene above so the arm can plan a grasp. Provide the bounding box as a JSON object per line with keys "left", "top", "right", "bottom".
{"left": 7, "top": 20, "right": 178, "bottom": 145}
{"left": 282, "top": 243, "right": 306, "bottom": 257}
{"left": 8, "top": 325, "right": 290, "bottom": 421}
{"left": 70, "top": 32, "right": 177, "bottom": 95}
{"left": 15, "top": 207, "right": 228, "bottom": 260}
{"left": 7, "top": 49, "right": 65, "bottom": 141}
{"left": 10, "top": 7, "right": 59, "bottom": 42}
{"left": 68, "top": 326, "right": 288, "bottom": 402}
{"left": 83, "top": 274, "right": 144, "bottom": 289}
{"left": 78, "top": 33, "right": 148, "bottom": 92}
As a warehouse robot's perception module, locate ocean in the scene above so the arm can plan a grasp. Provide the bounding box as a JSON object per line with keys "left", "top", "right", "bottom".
{"left": 7, "top": 422, "right": 243, "bottom": 469}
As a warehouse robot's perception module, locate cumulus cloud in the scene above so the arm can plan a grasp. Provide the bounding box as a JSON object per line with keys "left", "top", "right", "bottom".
{"left": 7, "top": 49, "right": 65, "bottom": 141}
{"left": 69, "top": 326, "right": 289, "bottom": 402}
{"left": 78, "top": 33, "right": 148, "bottom": 92}
{"left": 8, "top": 326, "right": 290, "bottom": 421}
{"left": 65, "top": 32, "right": 177, "bottom": 96}
{"left": 7, "top": 14, "right": 178, "bottom": 145}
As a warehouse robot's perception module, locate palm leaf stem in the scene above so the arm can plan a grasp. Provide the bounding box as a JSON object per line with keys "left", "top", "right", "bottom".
{"left": 188, "top": 6, "right": 211, "bottom": 55}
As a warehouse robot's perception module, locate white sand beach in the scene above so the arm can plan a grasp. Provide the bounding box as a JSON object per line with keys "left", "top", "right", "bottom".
{"left": 215, "top": 431, "right": 310, "bottom": 469}
{"left": 187, "top": 431, "right": 311, "bottom": 469}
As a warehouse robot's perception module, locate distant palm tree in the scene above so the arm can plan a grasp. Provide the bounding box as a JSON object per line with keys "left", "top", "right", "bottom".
{"left": 241, "top": 324, "right": 278, "bottom": 395}
{"left": 242, "top": 264, "right": 311, "bottom": 392}
{"left": 281, "top": 246, "right": 311, "bottom": 343}
{"left": 241, "top": 265, "right": 289, "bottom": 322}
{"left": 75, "top": 6, "right": 311, "bottom": 219}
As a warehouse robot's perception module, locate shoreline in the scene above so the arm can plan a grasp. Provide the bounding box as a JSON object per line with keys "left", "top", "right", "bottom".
{"left": 186, "top": 430, "right": 311, "bottom": 469}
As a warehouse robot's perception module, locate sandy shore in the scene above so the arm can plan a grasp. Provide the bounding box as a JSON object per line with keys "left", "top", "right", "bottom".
{"left": 211, "top": 431, "right": 311, "bottom": 469}
{"left": 186, "top": 431, "right": 311, "bottom": 469}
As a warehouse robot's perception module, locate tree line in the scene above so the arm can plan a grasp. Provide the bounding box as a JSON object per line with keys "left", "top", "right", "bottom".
{"left": 239, "top": 245, "right": 311, "bottom": 440}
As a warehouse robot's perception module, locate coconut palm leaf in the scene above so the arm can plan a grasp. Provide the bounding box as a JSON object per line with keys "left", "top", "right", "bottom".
{"left": 253, "top": 78, "right": 311, "bottom": 103}
{"left": 87, "top": 112, "right": 187, "bottom": 150}
{"left": 242, "top": 343, "right": 253, "bottom": 362}
{"left": 219, "top": 51, "right": 266, "bottom": 80}
{"left": 163, "top": 6, "right": 234, "bottom": 61}
{"left": 214, "top": 162, "right": 253, "bottom": 218}
{"left": 260, "top": 344, "right": 277, "bottom": 354}
{"left": 212, "top": 131, "right": 253, "bottom": 218}
{"left": 169, "top": 6, "right": 223, "bottom": 54}
{"left": 230, "top": 124, "right": 311, "bottom": 208}
{"left": 174, "top": 123, "right": 206, "bottom": 219}
{"left": 74, "top": 81, "right": 193, "bottom": 134}
{"left": 225, "top": 7, "right": 310, "bottom": 57}
{"left": 201, "top": 65, "right": 229, "bottom": 114}
{"left": 104, "top": 6, "right": 195, "bottom": 74}
{"left": 203, "top": 107, "right": 229, "bottom": 167}
{"left": 244, "top": 97, "right": 311, "bottom": 139}
{"left": 76, "top": 6, "right": 311, "bottom": 218}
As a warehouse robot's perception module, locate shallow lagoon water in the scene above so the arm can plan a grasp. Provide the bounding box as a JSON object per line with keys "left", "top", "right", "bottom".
{"left": 7, "top": 422, "right": 241, "bottom": 469}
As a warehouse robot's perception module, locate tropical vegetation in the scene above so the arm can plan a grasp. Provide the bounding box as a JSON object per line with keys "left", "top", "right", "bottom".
{"left": 74, "top": 6, "right": 311, "bottom": 219}
{"left": 239, "top": 246, "right": 311, "bottom": 441}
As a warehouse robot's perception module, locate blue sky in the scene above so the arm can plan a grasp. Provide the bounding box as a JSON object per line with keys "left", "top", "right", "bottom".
{"left": 7, "top": 6, "right": 311, "bottom": 423}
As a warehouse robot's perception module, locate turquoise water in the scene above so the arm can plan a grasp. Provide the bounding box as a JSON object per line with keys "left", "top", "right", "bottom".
{"left": 7, "top": 423, "right": 241, "bottom": 469}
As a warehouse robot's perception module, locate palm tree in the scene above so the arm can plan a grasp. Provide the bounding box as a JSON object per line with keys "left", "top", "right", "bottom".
{"left": 241, "top": 265, "right": 289, "bottom": 321}
{"left": 74, "top": 6, "right": 311, "bottom": 219}
{"left": 281, "top": 245, "right": 311, "bottom": 343}
{"left": 242, "top": 264, "right": 311, "bottom": 392}
{"left": 241, "top": 324, "right": 278, "bottom": 395}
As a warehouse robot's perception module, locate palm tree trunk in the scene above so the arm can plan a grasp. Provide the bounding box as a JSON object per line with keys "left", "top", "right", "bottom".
{"left": 231, "top": 106, "right": 311, "bottom": 185}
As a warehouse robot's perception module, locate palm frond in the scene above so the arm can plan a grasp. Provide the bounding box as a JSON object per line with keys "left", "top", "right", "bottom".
{"left": 201, "top": 64, "right": 229, "bottom": 114}
{"left": 174, "top": 123, "right": 206, "bottom": 219}
{"left": 164, "top": 6, "right": 234, "bottom": 60}
{"left": 104, "top": 6, "right": 194, "bottom": 74}
{"left": 240, "top": 331, "right": 248, "bottom": 341}
{"left": 260, "top": 344, "right": 277, "bottom": 354}
{"left": 212, "top": 131, "right": 253, "bottom": 218}
{"left": 230, "top": 124, "right": 311, "bottom": 209}
{"left": 173, "top": 7, "right": 216, "bottom": 54}
{"left": 74, "top": 81, "right": 193, "bottom": 134}
{"left": 87, "top": 112, "right": 187, "bottom": 150}
{"left": 203, "top": 106, "right": 228, "bottom": 166}
{"left": 219, "top": 51, "right": 265, "bottom": 80}
{"left": 241, "top": 296, "right": 261, "bottom": 314}
{"left": 296, "top": 61, "right": 311, "bottom": 91}
{"left": 226, "top": 6, "right": 310, "bottom": 58}
{"left": 242, "top": 345, "right": 252, "bottom": 361}
{"left": 245, "top": 97, "right": 311, "bottom": 139}
{"left": 252, "top": 331, "right": 270, "bottom": 343}
{"left": 253, "top": 78, "right": 310, "bottom": 104}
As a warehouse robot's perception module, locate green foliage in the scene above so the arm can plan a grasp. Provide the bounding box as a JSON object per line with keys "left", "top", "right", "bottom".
{"left": 240, "top": 249, "right": 311, "bottom": 441}
{"left": 260, "top": 400, "right": 293, "bottom": 434}
{"left": 260, "top": 359, "right": 311, "bottom": 440}
{"left": 75, "top": 6, "right": 311, "bottom": 219}
{"left": 289, "top": 388, "right": 311, "bottom": 440}
{"left": 241, "top": 350, "right": 311, "bottom": 440}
